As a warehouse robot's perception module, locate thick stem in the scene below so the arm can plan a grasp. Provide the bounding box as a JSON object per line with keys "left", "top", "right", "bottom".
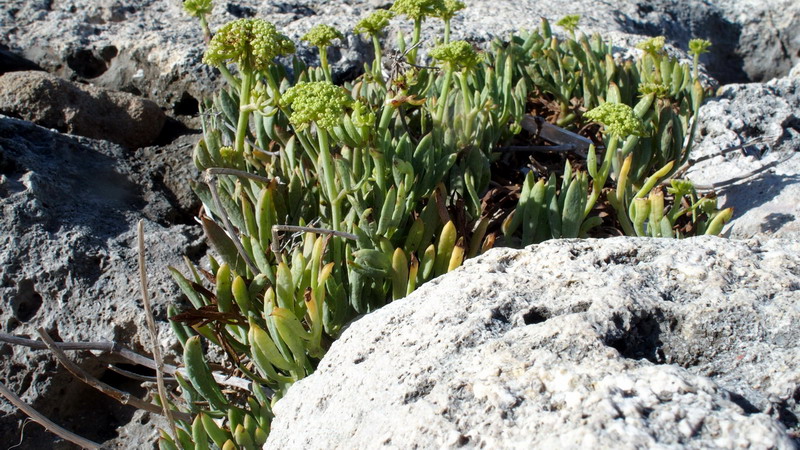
{"left": 235, "top": 71, "right": 254, "bottom": 154}
{"left": 199, "top": 15, "right": 211, "bottom": 43}
{"left": 410, "top": 19, "right": 422, "bottom": 65}
{"left": 692, "top": 54, "right": 700, "bottom": 81}
{"left": 584, "top": 135, "right": 617, "bottom": 217}
{"left": 435, "top": 66, "right": 454, "bottom": 125}
{"left": 444, "top": 19, "right": 451, "bottom": 44}
{"left": 318, "top": 129, "right": 344, "bottom": 260}
{"left": 320, "top": 46, "right": 332, "bottom": 82}
{"left": 372, "top": 35, "right": 384, "bottom": 81}
{"left": 457, "top": 70, "right": 472, "bottom": 138}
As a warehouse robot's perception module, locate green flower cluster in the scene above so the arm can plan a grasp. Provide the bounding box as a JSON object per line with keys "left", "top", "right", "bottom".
{"left": 688, "top": 38, "right": 712, "bottom": 56}
{"left": 282, "top": 81, "right": 353, "bottom": 130}
{"left": 585, "top": 102, "right": 646, "bottom": 137}
{"left": 203, "top": 18, "right": 295, "bottom": 71}
{"left": 354, "top": 9, "right": 395, "bottom": 35}
{"left": 638, "top": 82, "right": 670, "bottom": 97}
{"left": 390, "top": 0, "right": 446, "bottom": 21}
{"left": 429, "top": 40, "right": 481, "bottom": 69}
{"left": 183, "top": 0, "right": 212, "bottom": 17}
{"left": 556, "top": 14, "right": 581, "bottom": 34}
{"left": 302, "top": 24, "right": 344, "bottom": 48}
{"left": 435, "top": 0, "right": 465, "bottom": 21}
{"left": 636, "top": 36, "right": 666, "bottom": 55}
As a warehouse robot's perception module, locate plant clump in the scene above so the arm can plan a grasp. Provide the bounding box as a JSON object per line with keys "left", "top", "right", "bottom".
{"left": 158, "top": 3, "right": 733, "bottom": 448}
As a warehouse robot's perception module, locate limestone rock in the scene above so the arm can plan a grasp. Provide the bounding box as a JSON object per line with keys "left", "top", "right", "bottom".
{"left": 688, "top": 73, "right": 800, "bottom": 239}
{"left": 0, "top": 71, "right": 165, "bottom": 148}
{"left": 1, "top": 0, "right": 797, "bottom": 115}
{"left": 0, "top": 115, "right": 202, "bottom": 447}
{"left": 266, "top": 238, "right": 800, "bottom": 448}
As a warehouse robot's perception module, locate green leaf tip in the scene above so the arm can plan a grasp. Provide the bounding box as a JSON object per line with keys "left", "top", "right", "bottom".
{"left": 556, "top": 14, "right": 581, "bottom": 33}
{"left": 429, "top": 40, "right": 481, "bottom": 69}
{"left": 302, "top": 24, "right": 344, "bottom": 48}
{"left": 183, "top": 0, "right": 212, "bottom": 17}
{"left": 585, "top": 102, "right": 646, "bottom": 137}
{"left": 636, "top": 36, "right": 666, "bottom": 54}
{"left": 203, "top": 18, "right": 295, "bottom": 72}
{"left": 688, "top": 38, "right": 712, "bottom": 56}
{"left": 282, "top": 81, "right": 353, "bottom": 131}
{"left": 390, "top": 0, "right": 446, "bottom": 21}
{"left": 354, "top": 9, "right": 395, "bottom": 35}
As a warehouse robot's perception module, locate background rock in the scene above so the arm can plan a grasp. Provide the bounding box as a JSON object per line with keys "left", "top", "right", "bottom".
{"left": 1, "top": 0, "right": 797, "bottom": 115}
{"left": 266, "top": 237, "right": 800, "bottom": 448}
{"left": 0, "top": 71, "right": 165, "bottom": 149}
{"left": 687, "top": 72, "right": 800, "bottom": 239}
{"left": 0, "top": 115, "right": 202, "bottom": 448}
{"left": 0, "top": 45, "right": 43, "bottom": 74}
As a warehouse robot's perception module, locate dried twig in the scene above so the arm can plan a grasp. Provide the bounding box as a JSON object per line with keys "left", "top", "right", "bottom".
{"left": 0, "top": 333, "right": 257, "bottom": 392}
{"left": 106, "top": 364, "right": 174, "bottom": 384}
{"left": 205, "top": 167, "right": 279, "bottom": 185}
{"left": 137, "top": 220, "right": 178, "bottom": 437}
{"left": 0, "top": 379, "right": 104, "bottom": 449}
{"left": 270, "top": 224, "right": 357, "bottom": 265}
{"left": 36, "top": 328, "right": 194, "bottom": 422}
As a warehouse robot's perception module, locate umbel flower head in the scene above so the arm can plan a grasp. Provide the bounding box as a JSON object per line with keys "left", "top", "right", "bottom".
{"left": 434, "top": 0, "right": 465, "bottom": 21}
{"left": 688, "top": 38, "right": 712, "bottom": 56}
{"left": 302, "top": 24, "right": 344, "bottom": 48}
{"left": 183, "top": 0, "right": 213, "bottom": 17}
{"left": 282, "top": 81, "right": 353, "bottom": 131}
{"left": 391, "top": 0, "right": 446, "bottom": 21}
{"left": 354, "top": 10, "right": 395, "bottom": 35}
{"left": 204, "top": 18, "right": 295, "bottom": 72}
{"left": 584, "top": 102, "right": 646, "bottom": 137}
{"left": 556, "top": 14, "right": 581, "bottom": 34}
{"left": 429, "top": 40, "right": 481, "bottom": 69}
{"left": 636, "top": 36, "right": 666, "bottom": 55}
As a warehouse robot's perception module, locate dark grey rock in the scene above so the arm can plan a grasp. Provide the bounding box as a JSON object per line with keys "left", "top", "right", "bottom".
{"left": 266, "top": 237, "right": 800, "bottom": 449}
{"left": 0, "top": 45, "right": 43, "bottom": 75}
{"left": 0, "top": 115, "right": 203, "bottom": 448}
{"left": 0, "top": 71, "right": 165, "bottom": 149}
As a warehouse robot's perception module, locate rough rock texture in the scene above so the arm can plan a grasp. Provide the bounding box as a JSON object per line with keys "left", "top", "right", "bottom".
{"left": 0, "top": 71, "right": 165, "bottom": 148}
{"left": 266, "top": 238, "right": 800, "bottom": 448}
{"left": 0, "top": 115, "right": 202, "bottom": 448}
{"left": 0, "top": 45, "right": 43, "bottom": 74}
{"left": 1, "top": 0, "right": 797, "bottom": 114}
{"left": 688, "top": 71, "right": 800, "bottom": 239}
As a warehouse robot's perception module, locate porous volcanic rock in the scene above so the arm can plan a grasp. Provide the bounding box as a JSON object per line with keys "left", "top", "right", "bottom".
{"left": 0, "top": 71, "right": 165, "bottom": 148}
{"left": 0, "top": 115, "right": 202, "bottom": 448}
{"left": 688, "top": 71, "right": 800, "bottom": 239}
{"left": 266, "top": 237, "right": 800, "bottom": 448}
{"left": 1, "top": 0, "right": 797, "bottom": 114}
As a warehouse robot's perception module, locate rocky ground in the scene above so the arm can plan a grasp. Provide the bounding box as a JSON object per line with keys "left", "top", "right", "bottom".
{"left": 0, "top": 0, "right": 798, "bottom": 448}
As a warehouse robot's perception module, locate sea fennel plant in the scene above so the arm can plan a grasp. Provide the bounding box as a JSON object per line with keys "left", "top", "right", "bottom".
{"left": 161, "top": 4, "right": 731, "bottom": 448}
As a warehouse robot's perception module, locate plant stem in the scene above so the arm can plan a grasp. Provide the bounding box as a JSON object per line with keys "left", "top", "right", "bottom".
{"left": 372, "top": 35, "right": 384, "bottom": 81}
{"left": 317, "top": 129, "right": 343, "bottom": 256}
{"left": 235, "top": 71, "right": 254, "bottom": 154}
{"left": 435, "top": 66, "right": 454, "bottom": 125}
{"left": 444, "top": 19, "right": 452, "bottom": 44}
{"left": 410, "top": 19, "right": 422, "bottom": 64}
{"left": 320, "top": 46, "right": 332, "bottom": 82}
{"left": 457, "top": 70, "right": 473, "bottom": 138}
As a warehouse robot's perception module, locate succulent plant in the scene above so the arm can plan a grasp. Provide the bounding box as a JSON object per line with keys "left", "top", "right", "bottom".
{"left": 167, "top": 4, "right": 732, "bottom": 448}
